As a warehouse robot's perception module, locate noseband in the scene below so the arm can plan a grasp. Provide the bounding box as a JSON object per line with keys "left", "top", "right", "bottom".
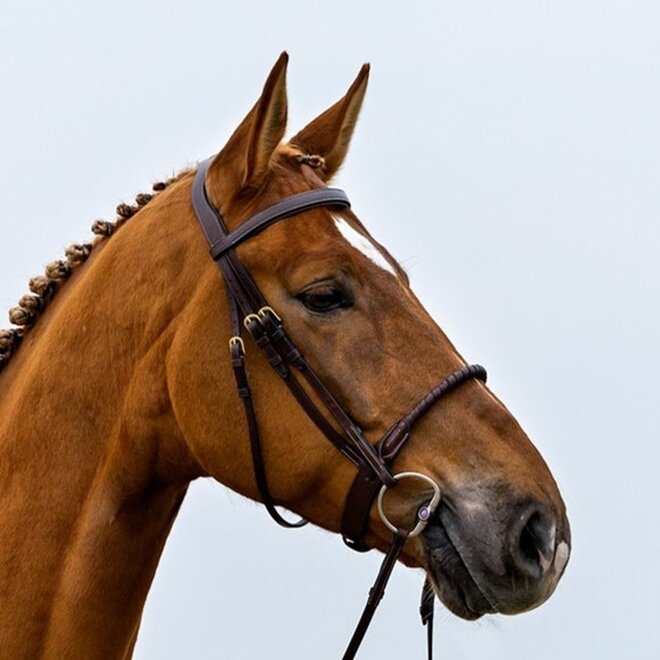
{"left": 191, "top": 158, "right": 487, "bottom": 659}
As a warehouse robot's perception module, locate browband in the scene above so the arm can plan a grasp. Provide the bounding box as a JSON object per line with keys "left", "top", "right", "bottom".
{"left": 192, "top": 158, "right": 351, "bottom": 260}
{"left": 210, "top": 188, "right": 351, "bottom": 259}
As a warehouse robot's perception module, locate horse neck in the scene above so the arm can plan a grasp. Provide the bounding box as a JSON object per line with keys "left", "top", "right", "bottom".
{"left": 0, "top": 176, "right": 204, "bottom": 658}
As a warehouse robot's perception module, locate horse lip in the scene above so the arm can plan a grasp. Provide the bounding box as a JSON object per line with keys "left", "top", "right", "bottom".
{"left": 422, "top": 506, "right": 497, "bottom": 620}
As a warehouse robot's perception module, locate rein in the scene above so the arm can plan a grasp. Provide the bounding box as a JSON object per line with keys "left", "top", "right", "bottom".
{"left": 191, "top": 158, "right": 487, "bottom": 658}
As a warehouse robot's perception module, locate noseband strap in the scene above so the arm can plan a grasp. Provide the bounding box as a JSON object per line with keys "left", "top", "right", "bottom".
{"left": 191, "top": 157, "right": 487, "bottom": 659}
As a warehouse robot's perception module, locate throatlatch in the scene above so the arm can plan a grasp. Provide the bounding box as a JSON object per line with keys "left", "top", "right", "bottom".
{"left": 191, "top": 157, "right": 487, "bottom": 659}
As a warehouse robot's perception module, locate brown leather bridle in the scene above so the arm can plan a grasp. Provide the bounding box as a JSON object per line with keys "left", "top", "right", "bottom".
{"left": 191, "top": 157, "right": 487, "bottom": 659}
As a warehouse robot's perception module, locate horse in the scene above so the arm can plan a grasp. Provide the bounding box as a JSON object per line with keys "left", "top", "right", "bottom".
{"left": 0, "top": 53, "right": 570, "bottom": 658}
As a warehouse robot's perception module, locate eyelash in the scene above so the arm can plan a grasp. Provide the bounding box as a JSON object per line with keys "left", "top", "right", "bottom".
{"left": 296, "top": 282, "right": 354, "bottom": 314}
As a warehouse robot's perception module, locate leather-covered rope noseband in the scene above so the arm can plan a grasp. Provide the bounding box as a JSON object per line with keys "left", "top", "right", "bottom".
{"left": 191, "top": 157, "right": 487, "bottom": 658}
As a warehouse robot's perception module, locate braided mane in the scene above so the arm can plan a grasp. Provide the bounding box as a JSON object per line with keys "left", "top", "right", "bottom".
{"left": 0, "top": 149, "right": 327, "bottom": 373}
{"left": 0, "top": 170, "right": 190, "bottom": 373}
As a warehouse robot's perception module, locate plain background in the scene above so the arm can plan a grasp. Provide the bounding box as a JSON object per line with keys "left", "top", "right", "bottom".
{"left": 1, "top": 1, "right": 658, "bottom": 658}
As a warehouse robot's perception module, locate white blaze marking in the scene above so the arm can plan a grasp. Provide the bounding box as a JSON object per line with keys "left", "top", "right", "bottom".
{"left": 333, "top": 216, "right": 397, "bottom": 276}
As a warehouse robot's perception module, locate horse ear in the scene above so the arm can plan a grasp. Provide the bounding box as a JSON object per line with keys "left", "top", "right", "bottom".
{"left": 209, "top": 52, "right": 289, "bottom": 194}
{"left": 291, "top": 64, "right": 370, "bottom": 181}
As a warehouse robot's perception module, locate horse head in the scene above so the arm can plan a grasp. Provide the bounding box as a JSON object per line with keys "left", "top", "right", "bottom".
{"left": 167, "top": 53, "right": 570, "bottom": 622}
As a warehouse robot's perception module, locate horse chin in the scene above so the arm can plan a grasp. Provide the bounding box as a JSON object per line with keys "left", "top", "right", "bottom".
{"left": 421, "top": 512, "right": 496, "bottom": 621}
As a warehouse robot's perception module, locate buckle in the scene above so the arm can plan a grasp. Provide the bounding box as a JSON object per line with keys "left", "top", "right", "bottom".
{"left": 228, "top": 336, "right": 245, "bottom": 353}
{"left": 243, "top": 313, "right": 262, "bottom": 331}
{"left": 258, "top": 306, "right": 281, "bottom": 323}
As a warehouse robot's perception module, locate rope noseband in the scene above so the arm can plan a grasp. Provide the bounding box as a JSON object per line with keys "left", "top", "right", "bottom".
{"left": 191, "top": 157, "right": 487, "bottom": 658}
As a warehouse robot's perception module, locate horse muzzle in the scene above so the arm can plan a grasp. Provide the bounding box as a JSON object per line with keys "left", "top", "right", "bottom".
{"left": 422, "top": 491, "right": 571, "bottom": 619}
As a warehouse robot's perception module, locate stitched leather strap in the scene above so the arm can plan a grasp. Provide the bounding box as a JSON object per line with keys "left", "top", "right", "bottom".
{"left": 230, "top": 340, "right": 306, "bottom": 528}
{"left": 340, "top": 364, "right": 487, "bottom": 550}
{"left": 210, "top": 187, "right": 350, "bottom": 259}
{"left": 380, "top": 364, "right": 487, "bottom": 461}
{"left": 342, "top": 528, "right": 409, "bottom": 660}
{"left": 420, "top": 577, "right": 435, "bottom": 660}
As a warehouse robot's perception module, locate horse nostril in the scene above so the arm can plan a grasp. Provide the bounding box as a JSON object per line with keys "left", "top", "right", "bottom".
{"left": 511, "top": 507, "right": 556, "bottom": 579}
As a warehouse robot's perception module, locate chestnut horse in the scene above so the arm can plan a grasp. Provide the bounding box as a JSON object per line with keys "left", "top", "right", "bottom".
{"left": 0, "top": 54, "right": 570, "bottom": 658}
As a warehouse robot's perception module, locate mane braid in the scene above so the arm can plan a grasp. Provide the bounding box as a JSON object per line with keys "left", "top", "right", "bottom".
{"left": 0, "top": 170, "right": 188, "bottom": 373}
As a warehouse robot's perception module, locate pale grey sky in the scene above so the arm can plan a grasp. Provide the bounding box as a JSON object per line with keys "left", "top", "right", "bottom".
{"left": 1, "top": 1, "right": 658, "bottom": 658}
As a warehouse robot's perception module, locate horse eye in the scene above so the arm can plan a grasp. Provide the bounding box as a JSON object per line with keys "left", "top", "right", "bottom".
{"left": 297, "top": 283, "right": 353, "bottom": 314}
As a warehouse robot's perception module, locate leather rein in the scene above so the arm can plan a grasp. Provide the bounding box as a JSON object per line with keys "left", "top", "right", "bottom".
{"left": 191, "top": 158, "right": 487, "bottom": 658}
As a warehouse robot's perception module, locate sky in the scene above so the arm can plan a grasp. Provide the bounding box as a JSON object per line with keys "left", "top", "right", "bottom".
{"left": 1, "top": 1, "right": 659, "bottom": 658}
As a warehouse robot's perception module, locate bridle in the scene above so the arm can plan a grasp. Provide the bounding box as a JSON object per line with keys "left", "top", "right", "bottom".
{"left": 191, "top": 157, "right": 487, "bottom": 659}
